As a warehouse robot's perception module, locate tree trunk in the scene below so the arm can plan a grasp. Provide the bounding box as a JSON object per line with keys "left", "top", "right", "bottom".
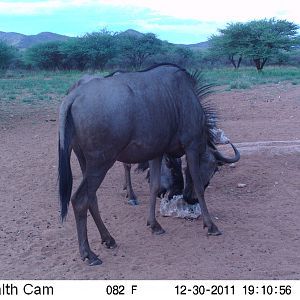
{"left": 229, "top": 55, "right": 242, "bottom": 69}
{"left": 253, "top": 58, "right": 262, "bottom": 71}
{"left": 261, "top": 58, "right": 268, "bottom": 70}
{"left": 229, "top": 55, "right": 237, "bottom": 69}
{"left": 237, "top": 57, "right": 242, "bottom": 68}
{"left": 253, "top": 58, "right": 268, "bottom": 71}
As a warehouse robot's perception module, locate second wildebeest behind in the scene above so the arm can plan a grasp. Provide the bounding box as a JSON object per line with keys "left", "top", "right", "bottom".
{"left": 58, "top": 63, "right": 240, "bottom": 265}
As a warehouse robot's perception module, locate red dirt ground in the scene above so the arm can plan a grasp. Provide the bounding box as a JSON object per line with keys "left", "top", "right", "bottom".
{"left": 0, "top": 82, "right": 299, "bottom": 279}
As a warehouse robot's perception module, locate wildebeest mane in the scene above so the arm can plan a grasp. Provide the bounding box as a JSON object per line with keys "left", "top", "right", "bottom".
{"left": 105, "top": 63, "right": 186, "bottom": 77}
{"left": 104, "top": 70, "right": 126, "bottom": 77}
{"left": 187, "top": 69, "right": 218, "bottom": 149}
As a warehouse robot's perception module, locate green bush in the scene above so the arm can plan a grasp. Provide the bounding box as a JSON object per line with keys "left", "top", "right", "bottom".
{"left": 25, "top": 41, "right": 64, "bottom": 70}
{"left": 0, "top": 40, "right": 17, "bottom": 70}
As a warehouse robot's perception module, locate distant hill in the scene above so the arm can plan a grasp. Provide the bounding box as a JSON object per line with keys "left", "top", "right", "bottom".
{"left": 119, "top": 29, "right": 210, "bottom": 50}
{"left": 118, "top": 29, "right": 145, "bottom": 38}
{"left": 184, "top": 41, "right": 210, "bottom": 50}
{"left": 0, "top": 29, "right": 209, "bottom": 50}
{"left": 0, "top": 31, "right": 70, "bottom": 49}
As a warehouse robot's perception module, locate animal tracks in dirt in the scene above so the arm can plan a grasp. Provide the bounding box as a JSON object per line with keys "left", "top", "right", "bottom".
{"left": 219, "top": 139, "right": 300, "bottom": 155}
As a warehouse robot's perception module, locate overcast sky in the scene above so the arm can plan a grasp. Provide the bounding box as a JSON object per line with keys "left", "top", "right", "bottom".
{"left": 0, "top": 0, "right": 299, "bottom": 44}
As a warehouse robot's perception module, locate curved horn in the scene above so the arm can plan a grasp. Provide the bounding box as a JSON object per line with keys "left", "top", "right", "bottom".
{"left": 213, "top": 142, "right": 240, "bottom": 164}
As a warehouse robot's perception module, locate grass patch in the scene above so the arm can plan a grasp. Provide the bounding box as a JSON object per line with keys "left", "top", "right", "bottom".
{"left": 22, "top": 96, "right": 35, "bottom": 104}
{"left": 202, "top": 66, "right": 300, "bottom": 90}
{"left": 0, "top": 66, "right": 300, "bottom": 106}
{"left": 229, "top": 80, "right": 251, "bottom": 90}
{"left": 0, "top": 70, "right": 98, "bottom": 104}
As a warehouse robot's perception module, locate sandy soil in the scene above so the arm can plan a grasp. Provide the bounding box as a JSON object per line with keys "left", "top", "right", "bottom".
{"left": 0, "top": 82, "right": 299, "bottom": 280}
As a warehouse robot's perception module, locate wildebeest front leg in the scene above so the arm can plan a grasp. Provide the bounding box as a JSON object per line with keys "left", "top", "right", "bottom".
{"left": 123, "top": 163, "right": 139, "bottom": 205}
{"left": 186, "top": 150, "right": 221, "bottom": 236}
{"left": 183, "top": 166, "right": 198, "bottom": 205}
{"left": 147, "top": 157, "right": 165, "bottom": 234}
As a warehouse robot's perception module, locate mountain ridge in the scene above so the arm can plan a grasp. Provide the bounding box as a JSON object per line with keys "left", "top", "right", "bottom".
{"left": 0, "top": 31, "right": 70, "bottom": 49}
{"left": 0, "top": 30, "right": 209, "bottom": 50}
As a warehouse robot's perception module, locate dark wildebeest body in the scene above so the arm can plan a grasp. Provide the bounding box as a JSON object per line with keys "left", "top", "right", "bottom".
{"left": 66, "top": 74, "right": 102, "bottom": 94}
{"left": 59, "top": 64, "right": 240, "bottom": 265}
{"left": 66, "top": 74, "right": 141, "bottom": 204}
{"left": 66, "top": 73, "right": 182, "bottom": 205}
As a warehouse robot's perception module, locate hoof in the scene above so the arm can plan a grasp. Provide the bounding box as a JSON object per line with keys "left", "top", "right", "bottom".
{"left": 128, "top": 199, "right": 139, "bottom": 206}
{"left": 152, "top": 227, "right": 165, "bottom": 235}
{"left": 88, "top": 257, "right": 102, "bottom": 266}
{"left": 207, "top": 229, "right": 222, "bottom": 236}
{"left": 102, "top": 237, "right": 117, "bottom": 249}
{"left": 81, "top": 250, "right": 102, "bottom": 266}
{"left": 207, "top": 223, "right": 222, "bottom": 236}
{"left": 147, "top": 220, "right": 165, "bottom": 235}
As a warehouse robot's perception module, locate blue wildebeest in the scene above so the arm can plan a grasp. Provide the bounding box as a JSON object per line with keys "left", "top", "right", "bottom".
{"left": 58, "top": 63, "right": 240, "bottom": 265}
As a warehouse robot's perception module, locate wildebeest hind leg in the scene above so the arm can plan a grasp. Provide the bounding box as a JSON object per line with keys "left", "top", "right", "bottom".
{"left": 72, "top": 178, "right": 100, "bottom": 265}
{"left": 73, "top": 144, "right": 86, "bottom": 174}
{"left": 186, "top": 150, "right": 221, "bottom": 236}
{"left": 146, "top": 157, "right": 165, "bottom": 234}
{"left": 89, "top": 194, "right": 116, "bottom": 249}
{"left": 72, "top": 161, "right": 114, "bottom": 266}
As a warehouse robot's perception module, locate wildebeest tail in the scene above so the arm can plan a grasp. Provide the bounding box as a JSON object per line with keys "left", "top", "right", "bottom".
{"left": 58, "top": 97, "right": 75, "bottom": 221}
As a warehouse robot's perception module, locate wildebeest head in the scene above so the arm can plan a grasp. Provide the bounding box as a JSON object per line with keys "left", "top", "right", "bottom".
{"left": 201, "top": 142, "right": 240, "bottom": 187}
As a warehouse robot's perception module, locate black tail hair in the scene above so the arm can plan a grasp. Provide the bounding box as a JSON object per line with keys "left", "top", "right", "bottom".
{"left": 58, "top": 106, "right": 74, "bottom": 221}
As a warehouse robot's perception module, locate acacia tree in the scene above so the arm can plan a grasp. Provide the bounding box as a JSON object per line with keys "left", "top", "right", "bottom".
{"left": 209, "top": 18, "right": 299, "bottom": 70}
{"left": 243, "top": 19, "right": 299, "bottom": 70}
{"left": 60, "top": 38, "right": 90, "bottom": 71}
{"left": 0, "top": 40, "right": 17, "bottom": 70}
{"left": 25, "top": 30, "right": 118, "bottom": 71}
{"left": 209, "top": 22, "right": 248, "bottom": 69}
{"left": 25, "top": 41, "right": 64, "bottom": 70}
{"left": 81, "top": 30, "right": 117, "bottom": 70}
{"left": 170, "top": 46, "right": 195, "bottom": 68}
{"left": 117, "top": 33, "right": 163, "bottom": 69}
